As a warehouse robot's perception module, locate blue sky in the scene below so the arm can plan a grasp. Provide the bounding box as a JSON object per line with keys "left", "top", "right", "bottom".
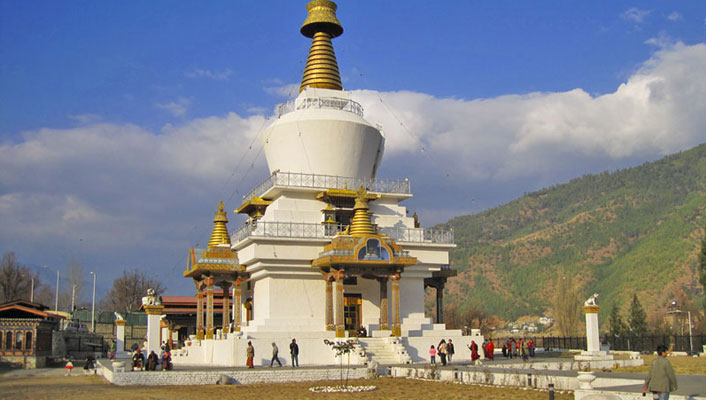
{"left": 1, "top": 1, "right": 706, "bottom": 302}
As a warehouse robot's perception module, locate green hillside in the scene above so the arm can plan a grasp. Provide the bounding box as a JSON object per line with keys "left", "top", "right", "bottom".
{"left": 441, "top": 142, "right": 706, "bottom": 324}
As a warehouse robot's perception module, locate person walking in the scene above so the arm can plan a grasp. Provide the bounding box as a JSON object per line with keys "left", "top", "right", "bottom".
{"left": 429, "top": 345, "right": 436, "bottom": 364}
{"left": 289, "top": 338, "right": 299, "bottom": 367}
{"left": 446, "top": 339, "right": 455, "bottom": 363}
{"left": 246, "top": 341, "right": 255, "bottom": 368}
{"left": 469, "top": 340, "right": 480, "bottom": 363}
{"left": 487, "top": 339, "right": 495, "bottom": 361}
{"left": 643, "top": 345, "right": 677, "bottom": 399}
{"left": 270, "top": 342, "right": 282, "bottom": 367}
{"left": 438, "top": 339, "right": 447, "bottom": 366}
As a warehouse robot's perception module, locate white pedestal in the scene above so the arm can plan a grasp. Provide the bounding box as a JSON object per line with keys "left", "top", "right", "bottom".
{"left": 575, "top": 305, "right": 613, "bottom": 362}
{"left": 115, "top": 321, "right": 130, "bottom": 358}
{"left": 144, "top": 305, "right": 164, "bottom": 355}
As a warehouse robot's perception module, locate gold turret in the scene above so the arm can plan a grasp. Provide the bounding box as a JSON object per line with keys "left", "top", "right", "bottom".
{"left": 350, "top": 187, "right": 375, "bottom": 236}
{"left": 299, "top": 0, "right": 343, "bottom": 92}
{"left": 207, "top": 200, "right": 231, "bottom": 248}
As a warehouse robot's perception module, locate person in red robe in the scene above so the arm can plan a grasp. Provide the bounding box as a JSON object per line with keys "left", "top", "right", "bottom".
{"left": 486, "top": 339, "right": 495, "bottom": 360}
{"left": 469, "top": 340, "right": 480, "bottom": 362}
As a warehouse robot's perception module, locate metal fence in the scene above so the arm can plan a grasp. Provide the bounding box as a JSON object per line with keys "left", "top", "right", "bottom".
{"left": 242, "top": 171, "right": 412, "bottom": 202}
{"left": 231, "top": 221, "right": 455, "bottom": 245}
{"left": 515, "top": 335, "right": 706, "bottom": 353}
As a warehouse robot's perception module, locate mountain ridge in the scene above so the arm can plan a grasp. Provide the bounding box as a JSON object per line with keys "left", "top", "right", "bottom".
{"left": 440, "top": 142, "right": 706, "bottom": 325}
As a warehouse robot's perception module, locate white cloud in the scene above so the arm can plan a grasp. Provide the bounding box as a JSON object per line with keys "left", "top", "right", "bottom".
{"left": 185, "top": 69, "right": 232, "bottom": 81}
{"left": 264, "top": 83, "right": 300, "bottom": 99}
{"left": 621, "top": 7, "right": 651, "bottom": 24}
{"left": 155, "top": 97, "right": 191, "bottom": 117}
{"left": 68, "top": 113, "right": 102, "bottom": 124}
{"left": 667, "top": 11, "right": 682, "bottom": 22}
{"left": 351, "top": 42, "right": 706, "bottom": 185}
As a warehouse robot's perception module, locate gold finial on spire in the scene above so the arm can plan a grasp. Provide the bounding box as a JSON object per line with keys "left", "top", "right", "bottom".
{"left": 208, "top": 200, "right": 231, "bottom": 248}
{"left": 350, "top": 186, "right": 375, "bottom": 236}
{"left": 299, "top": 0, "right": 343, "bottom": 92}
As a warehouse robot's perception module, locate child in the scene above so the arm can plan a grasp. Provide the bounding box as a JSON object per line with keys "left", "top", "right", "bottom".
{"left": 65, "top": 359, "right": 74, "bottom": 375}
{"left": 429, "top": 345, "right": 436, "bottom": 364}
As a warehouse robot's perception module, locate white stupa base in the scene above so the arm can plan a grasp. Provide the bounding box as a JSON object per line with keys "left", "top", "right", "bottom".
{"left": 574, "top": 351, "right": 614, "bottom": 361}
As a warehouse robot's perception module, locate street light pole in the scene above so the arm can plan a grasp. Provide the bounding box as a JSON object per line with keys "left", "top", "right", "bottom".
{"left": 30, "top": 277, "right": 34, "bottom": 302}
{"left": 54, "top": 270, "right": 59, "bottom": 311}
{"left": 687, "top": 310, "right": 693, "bottom": 354}
{"left": 70, "top": 284, "right": 76, "bottom": 313}
{"left": 90, "top": 272, "right": 96, "bottom": 333}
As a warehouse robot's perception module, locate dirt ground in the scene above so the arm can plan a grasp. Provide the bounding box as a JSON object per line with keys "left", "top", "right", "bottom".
{"left": 0, "top": 369, "right": 573, "bottom": 400}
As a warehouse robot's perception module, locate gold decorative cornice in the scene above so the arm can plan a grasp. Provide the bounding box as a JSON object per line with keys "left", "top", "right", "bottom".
{"left": 299, "top": 0, "right": 343, "bottom": 92}
{"left": 208, "top": 200, "right": 230, "bottom": 248}
{"left": 144, "top": 305, "right": 164, "bottom": 315}
{"left": 235, "top": 197, "right": 272, "bottom": 218}
{"left": 583, "top": 305, "right": 600, "bottom": 314}
{"left": 115, "top": 319, "right": 127, "bottom": 326}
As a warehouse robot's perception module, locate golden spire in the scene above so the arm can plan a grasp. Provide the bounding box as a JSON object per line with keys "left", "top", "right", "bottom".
{"left": 350, "top": 186, "right": 375, "bottom": 236}
{"left": 208, "top": 200, "right": 231, "bottom": 248}
{"left": 299, "top": 0, "right": 343, "bottom": 92}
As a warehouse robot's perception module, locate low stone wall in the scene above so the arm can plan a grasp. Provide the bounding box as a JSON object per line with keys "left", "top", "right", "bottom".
{"left": 98, "top": 359, "right": 368, "bottom": 386}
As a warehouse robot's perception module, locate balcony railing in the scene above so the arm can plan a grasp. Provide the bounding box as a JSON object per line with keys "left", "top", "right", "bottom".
{"left": 231, "top": 221, "right": 454, "bottom": 245}
{"left": 242, "top": 171, "right": 411, "bottom": 202}
{"left": 277, "top": 96, "right": 364, "bottom": 118}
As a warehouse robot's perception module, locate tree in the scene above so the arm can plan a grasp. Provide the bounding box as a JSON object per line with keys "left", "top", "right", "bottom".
{"left": 445, "top": 303, "right": 488, "bottom": 334}
{"left": 0, "top": 252, "right": 37, "bottom": 303}
{"left": 100, "top": 269, "right": 165, "bottom": 314}
{"left": 627, "top": 293, "right": 648, "bottom": 337}
{"left": 608, "top": 302, "right": 626, "bottom": 337}
{"left": 552, "top": 274, "right": 582, "bottom": 336}
{"left": 699, "top": 225, "right": 706, "bottom": 312}
{"left": 59, "top": 259, "right": 84, "bottom": 311}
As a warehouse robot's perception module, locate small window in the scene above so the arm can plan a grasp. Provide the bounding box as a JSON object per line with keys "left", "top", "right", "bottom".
{"left": 25, "top": 332, "right": 32, "bottom": 351}
{"left": 0, "top": 331, "right": 3, "bottom": 350}
{"left": 16, "top": 332, "right": 23, "bottom": 350}
{"left": 6, "top": 332, "right": 12, "bottom": 349}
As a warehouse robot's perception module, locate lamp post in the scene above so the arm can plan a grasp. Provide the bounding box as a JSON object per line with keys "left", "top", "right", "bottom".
{"left": 90, "top": 271, "right": 96, "bottom": 333}
{"left": 668, "top": 301, "right": 694, "bottom": 354}
{"left": 55, "top": 269, "right": 59, "bottom": 311}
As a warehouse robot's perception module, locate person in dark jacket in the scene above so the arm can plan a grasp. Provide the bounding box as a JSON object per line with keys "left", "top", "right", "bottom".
{"left": 643, "top": 345, "right": 677, "bottom": 399}
{"left": 147, "top": 350, "right": 159, "bottom": 371}
{"left": 289, "top": 338, "right": 299, "bottom": 367}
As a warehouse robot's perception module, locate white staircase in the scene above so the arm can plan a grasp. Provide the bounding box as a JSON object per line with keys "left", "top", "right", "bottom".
{"left": 358, "top": 337, "right": 411, "bottom": 365}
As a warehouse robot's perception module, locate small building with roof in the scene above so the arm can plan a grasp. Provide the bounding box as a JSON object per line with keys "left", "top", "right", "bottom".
{"left": 0, "top": 300, "right": 61, "bottom": 368}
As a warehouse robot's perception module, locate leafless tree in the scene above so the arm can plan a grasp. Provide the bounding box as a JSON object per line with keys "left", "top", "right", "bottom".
{"left": 552, "top": 273, "right": 582, "bottom": 336}
{"left": 0, "top": 252, "right": 37, "bottom": 303}
{"left": 100, "top": 269, "right": 165, "bottom": 314}
{"left": 445, "top": 303, "right": 489, "bottom": 333}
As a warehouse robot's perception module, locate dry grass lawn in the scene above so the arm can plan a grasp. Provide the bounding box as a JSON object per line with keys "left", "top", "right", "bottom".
{"left": 613, "top": 355, "right": 706, "bottom": 375}
{"left": 0, "top": 372, "right": 574, "bottom": 400}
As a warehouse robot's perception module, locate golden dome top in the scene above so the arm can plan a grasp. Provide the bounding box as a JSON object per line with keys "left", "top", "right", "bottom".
{"left": 299, "top": 0, "right": 343, "bottom": 92}
{"left": 207, "top": 200, "right": 231, "bottom": 248}
{"left": 350, "top": 187, "right": 375, "bottom": 236}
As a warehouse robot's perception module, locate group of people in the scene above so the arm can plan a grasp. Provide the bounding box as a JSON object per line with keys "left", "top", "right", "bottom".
{"left": 429, "top": 339, "right": 455, "bottom": 365}
{"left": 247, "top": 338, "right": 300, "bottom": 368}
{"left": 501, "top": 338, "right": 535, "bottom": 361}
{"left": 130, "top": 342, "right": 172, "bottom": 371}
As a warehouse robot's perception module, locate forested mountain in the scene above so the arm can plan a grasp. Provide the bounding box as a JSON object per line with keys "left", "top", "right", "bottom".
{"left": 441, "top": 142, "right": 706, "bottom": 325}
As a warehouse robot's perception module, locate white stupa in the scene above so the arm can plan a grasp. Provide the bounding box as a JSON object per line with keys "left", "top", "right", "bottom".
{"left": 173, "top": 0, "right": 481, "bottom": 367}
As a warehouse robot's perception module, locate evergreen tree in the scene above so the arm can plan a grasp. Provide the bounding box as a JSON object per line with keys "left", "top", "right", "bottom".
{"left": 627, "top": 294, "right": 648, "bottom": 336}
{"left": 699, "top": 225, "right": 706, "bottom": 311}
{"left": 608, "top": 302, "right": 625, "bottom": 337}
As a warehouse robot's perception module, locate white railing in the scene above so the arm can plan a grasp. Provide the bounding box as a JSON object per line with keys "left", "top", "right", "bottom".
{"left": 242, "top": 171, "right": 411, "bottom": 202}
{"left": 230, "top": 221, "right": 454, "bottom": 245}
{"left": 277, "top": 96, "right": 364, "bottom": 118}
